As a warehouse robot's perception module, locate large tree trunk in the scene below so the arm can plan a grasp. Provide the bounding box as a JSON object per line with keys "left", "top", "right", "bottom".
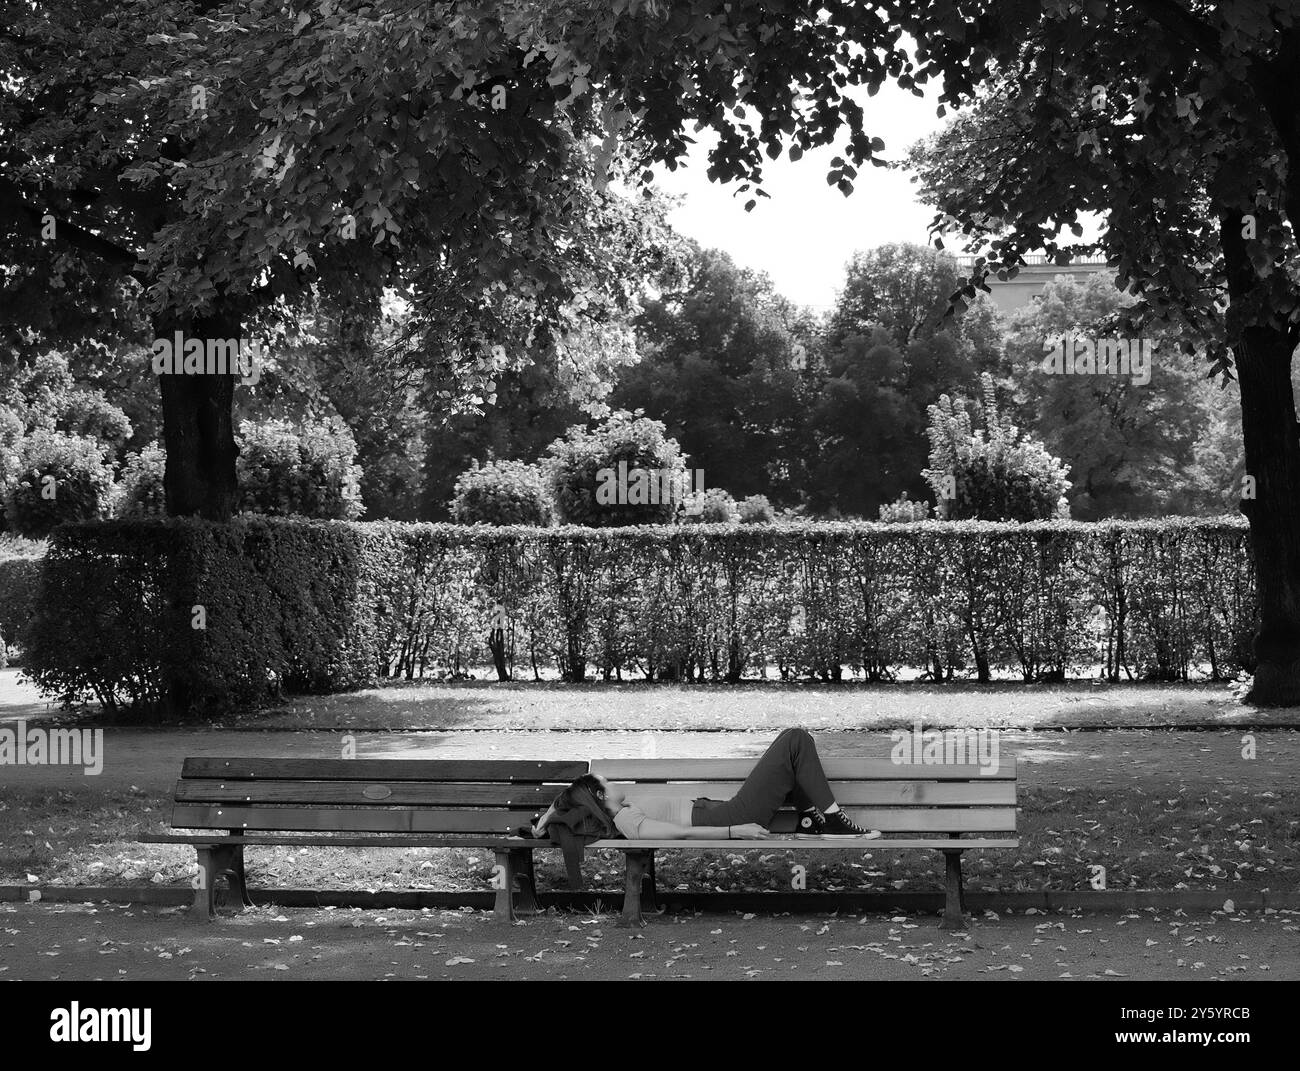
{"left": 1220, "top": 208, "right": 1300, "bottom": 705}
{"left": 157, "top": 308, "right": 241, "bottom": 520}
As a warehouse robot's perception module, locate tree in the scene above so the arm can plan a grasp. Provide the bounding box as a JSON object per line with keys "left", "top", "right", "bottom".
{"left": 1, "top": 1, "right": 683, "bottom": 519}
{"left": 803, "top": 243, "right": 1007, "bottom": 517}
{"left": 827, "top": 243, "right": 1004, "bottom": 373}
{"left": 1004, "top": 274, "right": 1230, "bottom": 518}
{"left": 611, "top": 244, "right": 816, "bottom": 508}
{"left": 898, "top": 1, "right": 1300, "bottom": 704}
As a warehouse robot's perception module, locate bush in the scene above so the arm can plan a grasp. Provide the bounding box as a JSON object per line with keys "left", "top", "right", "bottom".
{"left": 878, "top": 492, "right": 932, "bottom": 522}
{"left": 681, "top": 487, "right": 740, "bottom": 524}
{"left": 115, "top": 441, "right": 167, "bottom": 518}
{"left": 545, "top": 410, "right": 689, "bottom": 526}
{"left": 237, "top": 417, "right": 364, "bottom": 519}
{"left": 0, "top": 549, "right": 43, "bottom": 665}
{"left": 23, "top": 518, "right": 383, "bottom": 716}
{"left": 924, "top": 373, "right": 1071, "bottom": 521}
{"left": 2, "top": 431, "right": 114, "bottom": 538}
{"left": 737, "top": 494, "right": 775, "bottom": 524}
{"left": 451, "top": 459, "right": 552, "bottom": 525}
{"left": 21, "top": 516, "right": 1256, "bottom": 716}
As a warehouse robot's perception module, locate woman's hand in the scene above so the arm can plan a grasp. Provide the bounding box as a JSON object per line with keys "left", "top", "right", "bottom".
{"left": 729, "top": 823, "right": 771, "bottom": 839}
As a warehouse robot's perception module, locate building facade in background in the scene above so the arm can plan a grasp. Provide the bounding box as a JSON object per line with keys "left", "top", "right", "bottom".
{"left": 956, "top": 255, "right": 1114, "bottom": 314}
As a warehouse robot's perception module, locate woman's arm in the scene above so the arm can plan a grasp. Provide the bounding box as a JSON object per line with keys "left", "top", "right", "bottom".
{"left": 532, "top": 802, "right": 559, "bottom": 836}
{"left": 634, "top": 819, "right": 770, "bottom": 840}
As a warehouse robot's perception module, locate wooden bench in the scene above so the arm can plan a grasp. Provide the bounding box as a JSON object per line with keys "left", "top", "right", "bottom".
{"left": 142, "top": 754, "right": 1017, "bottom": 928}
{"left": 588, "top": 757, "right": 1018, "bottom": 927}
{"left": 140, "top": 757, "right": 582, "bottom": 921}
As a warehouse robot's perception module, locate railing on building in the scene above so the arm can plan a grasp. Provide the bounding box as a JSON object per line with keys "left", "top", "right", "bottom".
{"left": 954, "top": 253, "right": 1112, "bottom": 268}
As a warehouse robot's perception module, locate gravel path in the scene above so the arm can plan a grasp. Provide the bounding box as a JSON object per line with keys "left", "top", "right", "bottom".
{"left": 3, "top": 900, "right": 1296, "bottom": 981}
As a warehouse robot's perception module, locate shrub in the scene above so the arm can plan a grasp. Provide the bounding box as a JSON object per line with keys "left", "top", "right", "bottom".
{"left": 115, "top": 441, "right": 167, "bottom": 518}
{"left": 680, "top": 487, "right": 740, "bottom": 524}
{"left": 1, "top": 431, "right": 114, "bottom": 538}
{"left": 0, "top": 548, "right": 43, "bottom": 665}
{"left": 924, "top": 373, "right": 1071, "bottom": 521}
{"left": 737, "top": 494, "right": 775, "bottom": 524}
{"left": 451, "top": 459, "right": 552, "bottom": 525}
{"left": 545, "top": 410, "right": 689, "bottom": 526}
{"left": 23, "top": 518, "right": 383, "bottom": 716}
{"left": 237, "top": 417, "right": 365, "bottom": 519}
{"left": 878, "top": 492, "right": 932, "bottom": 522}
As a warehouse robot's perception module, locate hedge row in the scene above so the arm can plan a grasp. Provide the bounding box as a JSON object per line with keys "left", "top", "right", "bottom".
{"left": 0, "top": 556, "right": 42, "bottom": 667}
{"left": 18, "top": 517, "right": 1256, "bottom": 715}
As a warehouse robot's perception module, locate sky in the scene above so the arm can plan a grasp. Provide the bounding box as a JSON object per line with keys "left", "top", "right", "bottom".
{"left": 648, "top": 80, "right": 951, "bottom": 313}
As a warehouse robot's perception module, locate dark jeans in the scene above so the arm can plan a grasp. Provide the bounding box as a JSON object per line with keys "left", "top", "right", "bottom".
{"left": 690, "top": 726, "right": 835, "bottom": 827}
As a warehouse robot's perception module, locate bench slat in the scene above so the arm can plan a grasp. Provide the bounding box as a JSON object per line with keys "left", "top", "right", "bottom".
{"left": 170, "top": 804, "right": 1013, "bottom": 834}
{"left": 592, "top": 838, "right": 1019, "bottom": 850}
{"left": 592, "top": 758, "right": 1014, "bottom": 781}
{"left": 624, "top": 781, "right": 1015, "bottom": 806}
{"left": 764, "top": 808, "right": 1015, "bottom": 833}
{"left": 171, "top": 804, "right": 535, "bottom": 834}
{"left": 175, "top": 780, "right": 558, "bottom": 807}
{"left": 173, "top": 778, "right": 1013, "bottom": 808}
{"left": 180, "top": 758, "right": 586, "bottom": 782}
{"left": 142, "top": 833, "right": 1017, "bottom": 850}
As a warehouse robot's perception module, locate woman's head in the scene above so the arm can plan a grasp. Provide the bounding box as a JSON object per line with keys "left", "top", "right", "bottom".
{"left": 554, "top": 773, "right": 625, "bottom": 817}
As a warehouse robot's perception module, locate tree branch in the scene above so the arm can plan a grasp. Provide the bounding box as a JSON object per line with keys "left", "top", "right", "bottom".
{"left": 0, "top": 178, "right": 146, "bottom": 280}
{"left": 1126, "top": 0, "right": 1222, "bottom": 59}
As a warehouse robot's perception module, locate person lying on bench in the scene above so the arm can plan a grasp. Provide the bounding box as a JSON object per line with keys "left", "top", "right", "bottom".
{"left": 534, "top": 727, "right": 882, "bottom": 841}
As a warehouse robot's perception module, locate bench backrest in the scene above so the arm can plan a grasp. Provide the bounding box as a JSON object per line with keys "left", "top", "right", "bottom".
{"left": 170, "top": 758, "right": 585, "bottom": 836}
{"left": 169, "top": 756, "right": 1017, "bottom": 838}
{"left": 588, "top": 758, "right": 1018, "bottom": 836}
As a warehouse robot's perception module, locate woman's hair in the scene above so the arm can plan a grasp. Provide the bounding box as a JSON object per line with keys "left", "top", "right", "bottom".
{"left": 552, "top": 773, "right": 607, "bottom": 814}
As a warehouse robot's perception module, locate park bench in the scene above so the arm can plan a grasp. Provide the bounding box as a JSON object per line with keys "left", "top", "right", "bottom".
{"left": 142, "top": 754, "right": 1017, "bottom": 928}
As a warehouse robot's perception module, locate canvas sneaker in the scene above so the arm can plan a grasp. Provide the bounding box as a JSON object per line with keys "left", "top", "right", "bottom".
{"left": 795, "top": 807, "right": 881, "bottom": 839}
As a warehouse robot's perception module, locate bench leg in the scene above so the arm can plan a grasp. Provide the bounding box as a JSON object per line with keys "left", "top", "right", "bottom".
{"left": 642, "top": 850, "right": 660, "bottom": 914}
{"left": 494, "top": 850, "right": 517, "bottom": 922}
{"left": 619, "top": 851, "right": 649, "bottom": 928}
{"left": 510, "top": 849, "right": 540, "bottom": 915}
{"left": 192, "top": 847, "right": 218, "bottom": 921}
{"left": 939, "top": 849, "right": 967, "bottom": 930}
{"left": 226, "top": 844, "right": 254, "bottom": 909}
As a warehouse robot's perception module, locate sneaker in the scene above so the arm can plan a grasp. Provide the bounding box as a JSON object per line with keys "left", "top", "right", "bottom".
{"left": 796, "top": 807, "right": 882, "bottom": 839}
{"left": 794, "top": 807, "right": 826, "bottom": 837}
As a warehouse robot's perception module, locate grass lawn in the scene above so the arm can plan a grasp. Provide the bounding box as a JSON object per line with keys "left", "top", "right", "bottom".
{"left": 20, "top": 676, "right": 1296, "bottom": 731}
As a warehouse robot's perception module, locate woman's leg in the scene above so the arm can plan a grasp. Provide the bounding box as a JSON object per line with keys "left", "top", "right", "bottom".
{"left": 691, "top": 727, "right": 835, "bottom": 827}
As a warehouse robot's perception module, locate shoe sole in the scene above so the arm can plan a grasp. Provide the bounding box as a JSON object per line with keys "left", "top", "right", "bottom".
{"left": 793, "top": 832, "right": 882, "bottom": 840}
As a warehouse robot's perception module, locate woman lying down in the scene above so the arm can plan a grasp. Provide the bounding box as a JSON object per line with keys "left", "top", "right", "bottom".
{"left": 532, "top": 727, "right": 882, "bottom": 841}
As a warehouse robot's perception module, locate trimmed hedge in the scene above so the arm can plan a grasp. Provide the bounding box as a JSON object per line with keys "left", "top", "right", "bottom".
{"left": 23, "top": 519, "right": 383, "bottom": 715}
{"left": 0, "top": 554, "right": 43, "bottom": 666}
{"left": 23, "top": 516, "right": 1256, "bottom": 715}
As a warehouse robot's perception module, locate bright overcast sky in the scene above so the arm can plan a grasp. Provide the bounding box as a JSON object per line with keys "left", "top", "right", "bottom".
{"left": 649, "top": 80, "right": 949, "bottom": 313}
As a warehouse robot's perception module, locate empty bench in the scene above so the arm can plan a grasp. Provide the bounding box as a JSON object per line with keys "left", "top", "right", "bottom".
{"left": 141, "top": 754, "right": 1017, "bottom": 928}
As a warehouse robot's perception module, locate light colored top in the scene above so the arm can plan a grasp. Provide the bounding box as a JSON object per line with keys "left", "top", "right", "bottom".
{"left": 613, "top": 795, "right": 695, "bottom": 839}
